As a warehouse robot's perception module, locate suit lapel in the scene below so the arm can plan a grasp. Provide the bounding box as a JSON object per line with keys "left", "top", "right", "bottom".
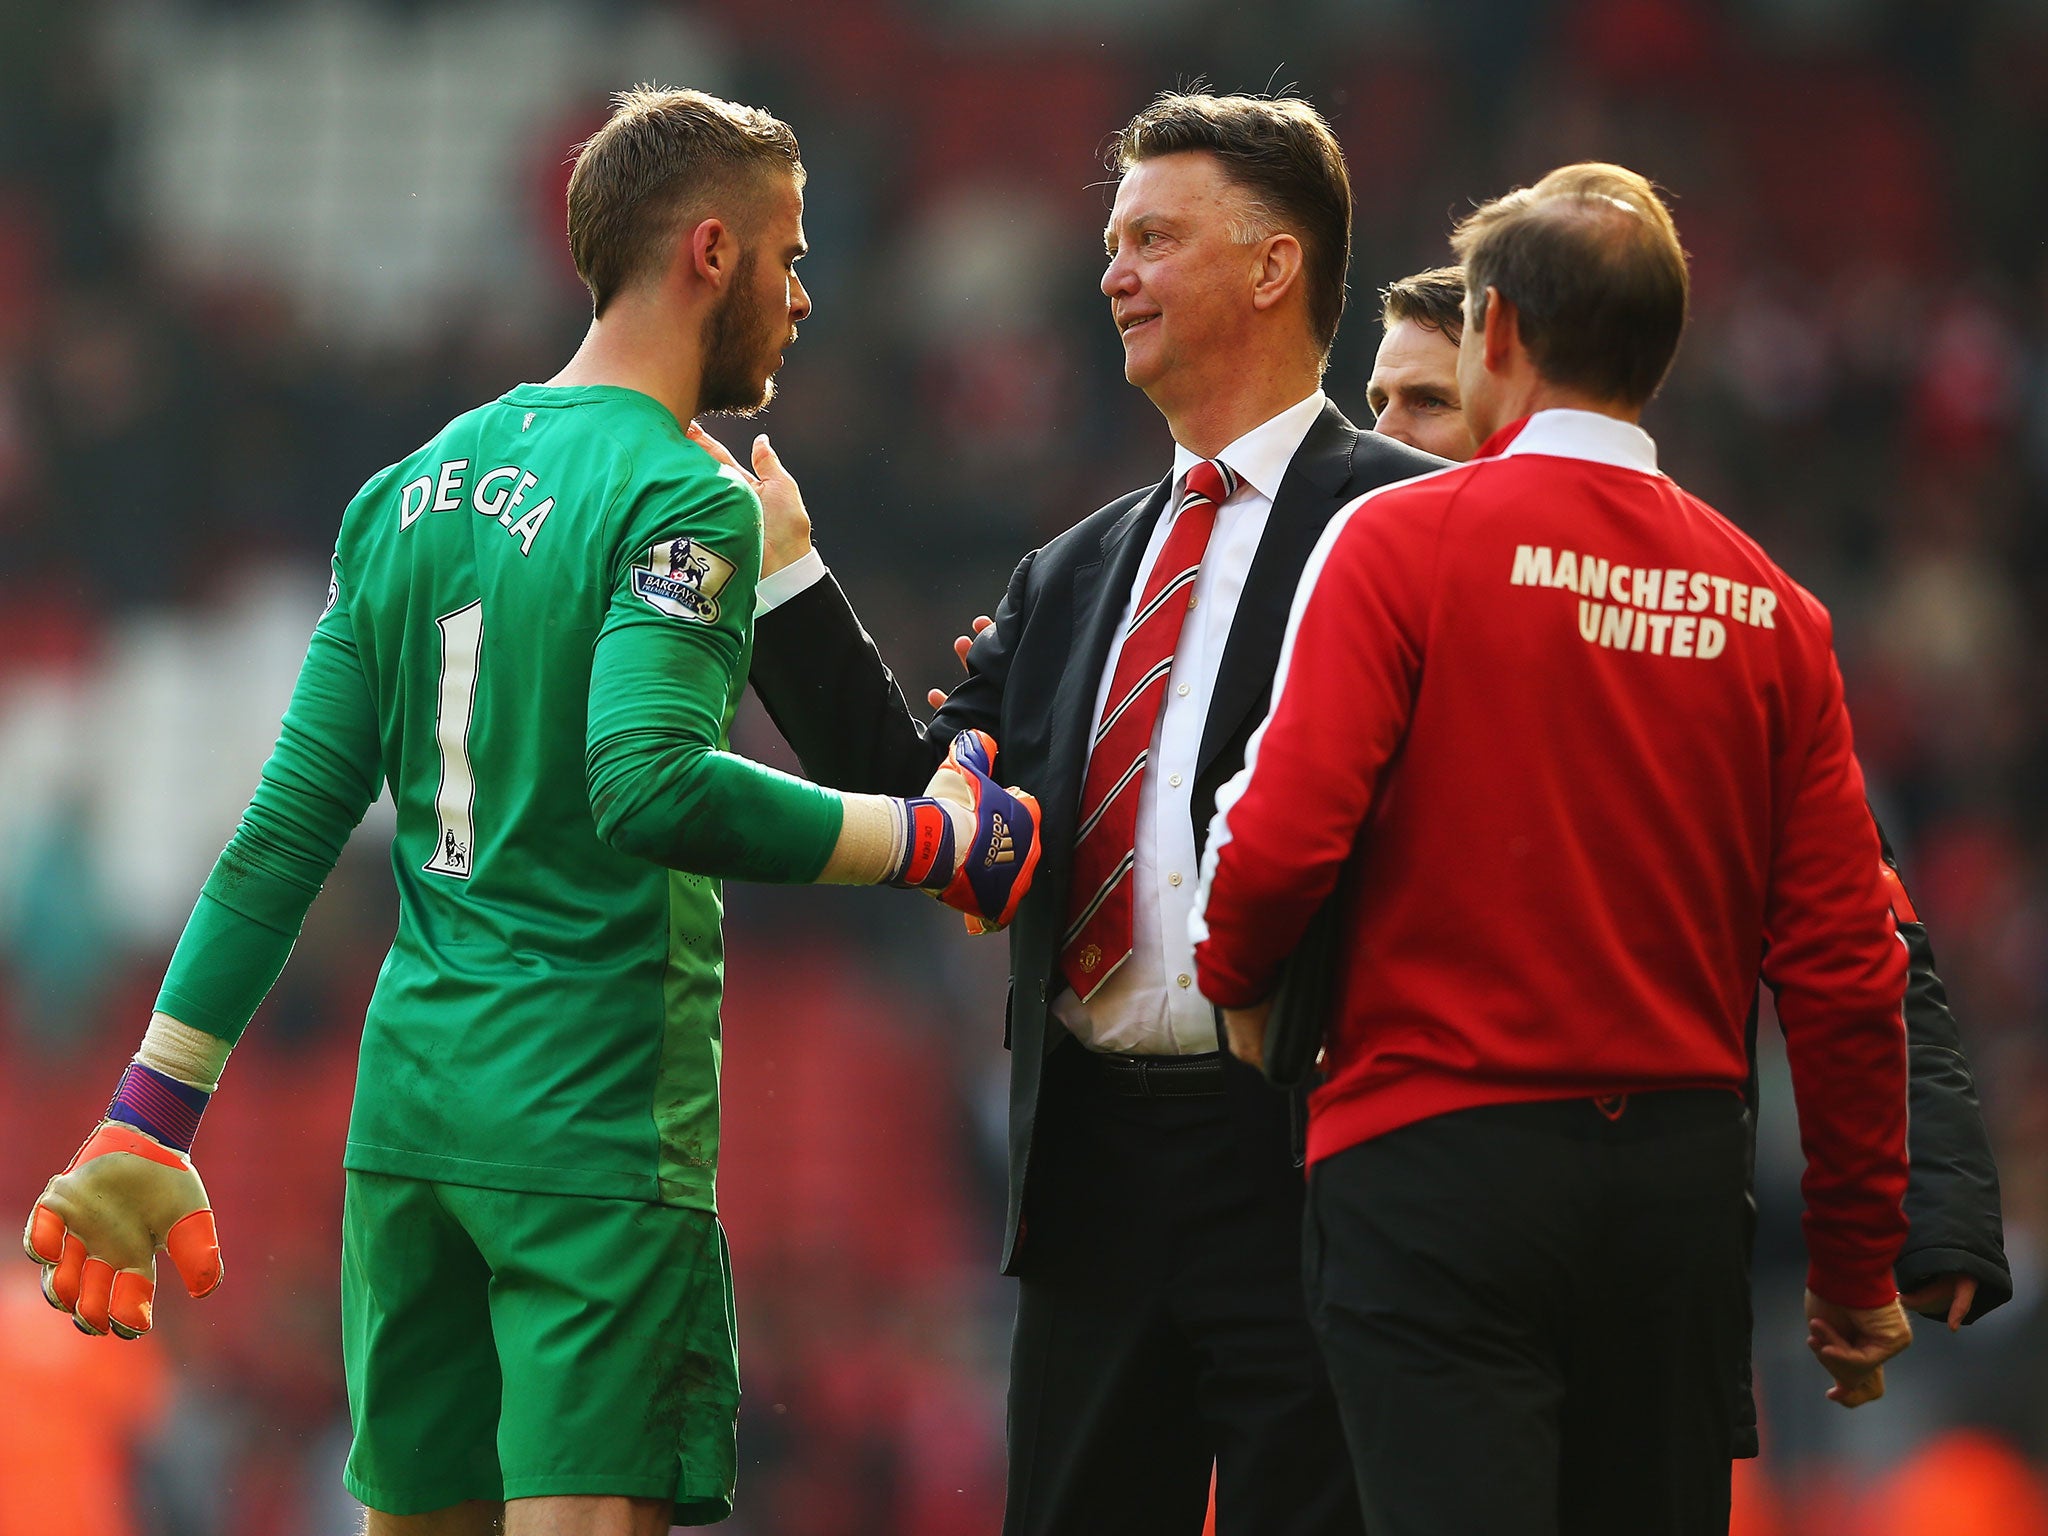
{"left": 1043, "top": 478, "right": 1174, "bottom": 826}
{"left": 1197, "top": 405, "right": 1360, "bottom": 780}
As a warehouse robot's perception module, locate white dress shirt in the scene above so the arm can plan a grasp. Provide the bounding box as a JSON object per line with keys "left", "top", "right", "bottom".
{"left": 754, "top": 390, "right": 1329, "bottom": 1056}
{"left": 1051, "top": 390, "right": 1327, "bottom": 1055}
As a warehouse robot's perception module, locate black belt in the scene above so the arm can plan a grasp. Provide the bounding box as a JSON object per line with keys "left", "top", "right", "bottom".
{"left": 1082, "top": 1050, "right": 1227, "bottom": 1098}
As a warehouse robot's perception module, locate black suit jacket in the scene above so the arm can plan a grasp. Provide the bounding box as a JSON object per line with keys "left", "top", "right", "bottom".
{"left": 751, "top": 403, "right": 1442, "bottom": 1271}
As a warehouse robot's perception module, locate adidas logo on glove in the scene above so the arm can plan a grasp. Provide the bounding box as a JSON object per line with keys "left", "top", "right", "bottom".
{"left": 987, "top": 814, "right": 1016, "bottom": 867}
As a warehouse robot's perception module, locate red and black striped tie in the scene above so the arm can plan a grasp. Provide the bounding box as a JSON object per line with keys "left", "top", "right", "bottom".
{"left": 1060, "top": 458, "right": 1237, "bottom": 1002}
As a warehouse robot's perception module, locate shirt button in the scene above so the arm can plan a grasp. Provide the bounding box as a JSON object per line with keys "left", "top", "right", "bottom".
{"left": 1168, "top": 872, "right": 1183, "bottom": 887}
{"left": 1168, "top": 774, "right": 1182, "bottom": 788}
{"left": 1176, "top": 683, "right": 1191, "bottom": 697}
{"left": 1188, "top": 595, "right": 1199, "bottom": 610}
{"left": 1176, "top": 974, "right": 1191, "bottom": 989}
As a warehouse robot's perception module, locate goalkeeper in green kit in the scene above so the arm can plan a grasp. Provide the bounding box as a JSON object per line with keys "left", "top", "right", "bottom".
{"left": 20, "top": 88, "right": 1040, "bottom": 1535}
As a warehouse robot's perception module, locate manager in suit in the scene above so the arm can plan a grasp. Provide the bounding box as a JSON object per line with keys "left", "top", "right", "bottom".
{"left": 729, "top": 92, "right": 1439, "bottom": 1536}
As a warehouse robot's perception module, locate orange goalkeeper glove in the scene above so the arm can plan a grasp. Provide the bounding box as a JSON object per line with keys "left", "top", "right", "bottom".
{"left": 24, "top": 1064, "right": 223, "bottom": 1338}
{"left": 892, "top": 730, "right": 1043, "bottom": 933}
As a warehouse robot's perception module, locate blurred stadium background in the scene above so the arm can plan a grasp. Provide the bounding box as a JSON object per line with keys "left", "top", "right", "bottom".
{"left": 1, "top": 0, "right": 2045, "bottom": 1531}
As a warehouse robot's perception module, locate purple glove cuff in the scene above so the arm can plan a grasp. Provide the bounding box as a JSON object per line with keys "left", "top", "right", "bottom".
{"left": 884, "top": 798, "right": 959, "bottom": 892}
{"left": 107, "top": 1061, "right": 210, "bottom": 1154}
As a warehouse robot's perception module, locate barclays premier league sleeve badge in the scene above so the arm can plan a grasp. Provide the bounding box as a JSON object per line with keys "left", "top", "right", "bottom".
{"left": 632, "top": 537, "right": 737, "bottom": 623}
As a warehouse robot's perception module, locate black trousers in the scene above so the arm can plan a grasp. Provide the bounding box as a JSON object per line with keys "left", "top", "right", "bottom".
{"left": 1004, "top": 1042, "right": 1364, "bottom": 1536}
{"left": 1305, "top": 1092, "right": 1751, "bottom": 1536}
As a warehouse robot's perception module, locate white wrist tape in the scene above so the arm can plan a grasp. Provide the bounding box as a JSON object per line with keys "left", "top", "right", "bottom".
{"left": 137, "top": 1013, "right": 233, "bottom": 1094}
{"left": 818, "top": 795, "right": 910, "bottom": 886}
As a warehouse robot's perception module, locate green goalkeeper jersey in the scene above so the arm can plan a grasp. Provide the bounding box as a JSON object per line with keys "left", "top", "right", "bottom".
{"left": 154, "top": 383, "right": 845, "bottom": 1207}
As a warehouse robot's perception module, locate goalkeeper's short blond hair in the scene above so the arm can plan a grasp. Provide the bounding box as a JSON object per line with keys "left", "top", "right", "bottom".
{"left": 567, "top": 86, "right": 804, "bottom": 317}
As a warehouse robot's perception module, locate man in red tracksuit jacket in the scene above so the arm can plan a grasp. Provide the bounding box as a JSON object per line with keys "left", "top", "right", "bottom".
{"left": 1191, "top": 162, "right": 1913, "bottom": 1536}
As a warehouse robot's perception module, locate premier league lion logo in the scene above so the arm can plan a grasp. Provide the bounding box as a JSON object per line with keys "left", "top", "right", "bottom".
{"left": 667, "top": 539, "right": 711, "bottom": 585}
{"left": 632, "top": 536, "right": 736, "bottom": 623}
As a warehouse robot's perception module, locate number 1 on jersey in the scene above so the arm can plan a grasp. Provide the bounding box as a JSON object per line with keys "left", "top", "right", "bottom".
{"left": 425, "top": 600, "right": 483, "bottom": 879}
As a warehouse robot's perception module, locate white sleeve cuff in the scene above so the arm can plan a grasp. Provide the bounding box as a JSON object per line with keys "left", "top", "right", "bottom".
{"left": 755, "top": 548, "right": 828, "bottom": 615}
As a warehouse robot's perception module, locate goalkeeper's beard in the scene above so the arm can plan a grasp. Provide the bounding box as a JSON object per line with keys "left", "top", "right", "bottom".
{"left": 698, "top": 250, "right": 790, "bottom": 417}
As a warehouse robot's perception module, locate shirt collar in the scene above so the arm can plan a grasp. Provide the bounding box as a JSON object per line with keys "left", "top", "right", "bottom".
{"left": 1169, "top": 389, "right": 1328, "bottom": 503}
{"left": 1481, "top": 408, "right": 1661, "bottom": 476}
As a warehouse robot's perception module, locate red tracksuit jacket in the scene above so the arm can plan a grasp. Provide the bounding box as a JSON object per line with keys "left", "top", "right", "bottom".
{"left": 1191, "top": 409, "right": 1909, "bottom": 1308}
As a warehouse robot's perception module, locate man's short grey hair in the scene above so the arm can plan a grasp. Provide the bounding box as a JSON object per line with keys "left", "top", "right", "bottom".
{"left": 1226, "top": 195, "right": 1280, "bottom": 247}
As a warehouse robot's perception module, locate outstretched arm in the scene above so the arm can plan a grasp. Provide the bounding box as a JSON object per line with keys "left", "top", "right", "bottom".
{"left": 586, "top": 467, "right": 1039, "bottom": 924}
{"left": 586, "top": 582, "right": 847, "bottom": 881}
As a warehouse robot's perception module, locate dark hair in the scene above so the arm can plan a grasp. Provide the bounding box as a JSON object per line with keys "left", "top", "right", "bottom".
{"left": 1450, "top": 162, "right": 1689, "bottom": 408}
{"left": 567, "top": 86, "right": 804, "bottom": 317}
{"left": 1380, "top": 265, "right": 1467, "bottom": 346}
{"left": 1110, "top": 91, "right": 1352, "bottom": 359}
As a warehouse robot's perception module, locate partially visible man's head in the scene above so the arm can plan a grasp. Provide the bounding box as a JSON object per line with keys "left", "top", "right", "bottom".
{"left": 1449, "top": 162, "right": 1688, "bottom": 442}
{"left": 1102, "top": 92, "right": 1352, "bottom": 405}
{"left": 1368, "top": 266, "right": 1472, "bottom": 461}
{"left": 568, "top": 86, "right": 811, "bottom": 414}
{"left": 1381, "top": 265, "right": 1466, "bottom": 348}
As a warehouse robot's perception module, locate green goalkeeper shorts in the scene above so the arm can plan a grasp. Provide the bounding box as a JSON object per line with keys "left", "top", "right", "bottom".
{"left": 340, "top": 1171, "right": 739, "bottom": 1521}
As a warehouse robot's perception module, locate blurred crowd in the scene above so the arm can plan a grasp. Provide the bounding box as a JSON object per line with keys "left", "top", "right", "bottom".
{"left": 1, "top": 0, "right": 2046, "bottom": 1531}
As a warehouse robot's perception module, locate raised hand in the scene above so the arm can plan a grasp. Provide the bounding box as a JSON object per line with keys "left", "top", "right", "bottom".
{"left": 927, "top": 615, "right": 996, "bottom": 710}
{"left": 685, "top": 423, "right": 813, "bottom": 578}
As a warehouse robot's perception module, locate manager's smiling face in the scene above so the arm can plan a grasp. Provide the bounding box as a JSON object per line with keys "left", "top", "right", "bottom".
{"left": 1101, "top": 151, "right": 1272, "bottom": 412}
